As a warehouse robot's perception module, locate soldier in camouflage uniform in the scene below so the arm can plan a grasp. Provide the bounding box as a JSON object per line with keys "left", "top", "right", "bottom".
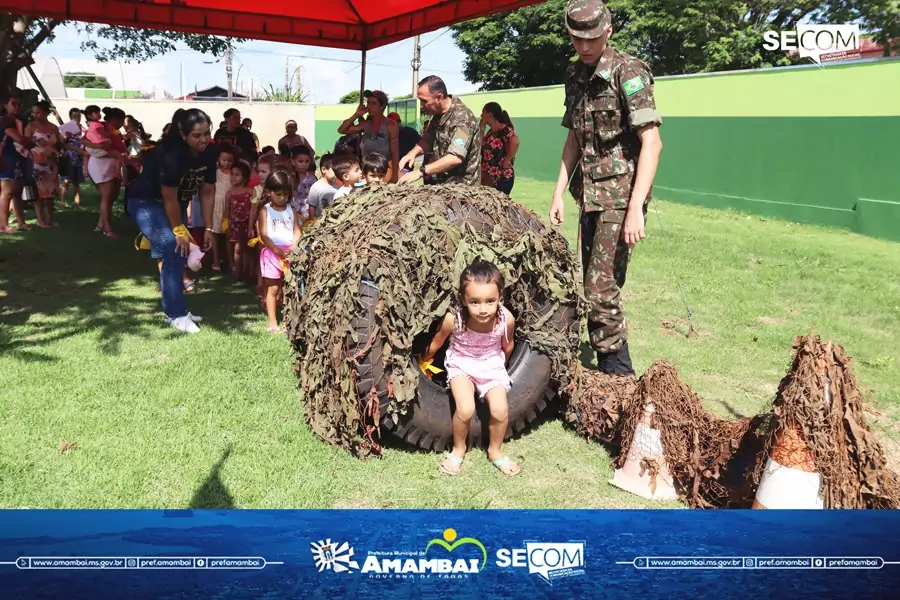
{"left": 398, "top": 75, "right": 481, "bottom": 186}
{"left": 549, "top": 0, "right": 664, "bottom": 376}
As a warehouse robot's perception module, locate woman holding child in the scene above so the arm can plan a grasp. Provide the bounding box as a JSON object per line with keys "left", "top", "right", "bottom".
{"left": 84, "top": 107, "right": 127, "bottom": 237}
{"left": 336, "top": 90, "right": 399, "bottom": 183}
{"left": 127, "top": 108, "right": 218, "bottom": 334}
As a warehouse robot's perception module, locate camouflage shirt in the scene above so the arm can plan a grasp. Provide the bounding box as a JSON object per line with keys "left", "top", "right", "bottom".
{"left": 562, "top": 45, "right": 662, "bottom": 213}
{"left": 420, "top": 96, "right": 481, "bottom": 185}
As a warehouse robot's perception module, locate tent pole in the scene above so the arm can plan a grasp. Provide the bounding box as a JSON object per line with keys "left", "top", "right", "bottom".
{"left": 359, "top": 49, "right": 367, "bottom": 101}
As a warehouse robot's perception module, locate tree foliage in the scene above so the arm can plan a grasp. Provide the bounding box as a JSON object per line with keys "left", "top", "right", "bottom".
{"left": 63, "top": 72, "right": 111, "bottom": 89}
{"left": 1, "top": 15, "right": 232, "bottom": 98}
{"left": 340, "top": 90, "right": 361, "bottom": 104}
{"left": 451, "top": 0, "right": 573, "bottom": 90}
{"left": 451, "top": 0, "right": 898, "bottom": 90}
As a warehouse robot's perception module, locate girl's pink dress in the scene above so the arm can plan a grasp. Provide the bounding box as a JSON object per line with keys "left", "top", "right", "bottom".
{"left": 444, "top": 305, "right": 512, "bottom": 397}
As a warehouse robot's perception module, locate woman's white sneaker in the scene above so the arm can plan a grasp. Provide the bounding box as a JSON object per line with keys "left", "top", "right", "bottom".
{"left": 169, "top": 315, "right": 200, "bottom": 334}
{"left": 165, "top": 313, "right": 203, "bottom": 325}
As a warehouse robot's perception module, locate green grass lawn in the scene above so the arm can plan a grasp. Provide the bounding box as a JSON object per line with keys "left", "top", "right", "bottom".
{"left": 1, "top": 179, "right": 898, "bottom": 509}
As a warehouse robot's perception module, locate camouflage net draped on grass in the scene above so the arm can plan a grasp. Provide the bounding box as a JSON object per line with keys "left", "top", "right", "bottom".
{"left": 615, "top": 361, "right": 763, "bottom": 508}
{"left": 573, "top": 335, "right": 900, "bottom": 509}
{"left": 573, "top": 371, "right": 637, "bottom": 446}
{"left": 739, "top": 335, "right": 900, "bottom": 509}
{"left": 283, "top": 184, "right": 584, "bottom": 458}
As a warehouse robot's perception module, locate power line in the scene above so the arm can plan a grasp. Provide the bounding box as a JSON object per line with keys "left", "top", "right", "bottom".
{"left": 235, "top": 48, "right": 459, "bottom": 74}
{"left": 422, "top": 29, "right": 451, "bottom": 48}
{"left": 45, "top": 43, "right": 462, "bottom": 75}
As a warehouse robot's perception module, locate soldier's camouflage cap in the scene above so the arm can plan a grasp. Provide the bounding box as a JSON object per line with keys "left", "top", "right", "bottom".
{"left": 565, "top": 0, "right": 612, "bottom": 40}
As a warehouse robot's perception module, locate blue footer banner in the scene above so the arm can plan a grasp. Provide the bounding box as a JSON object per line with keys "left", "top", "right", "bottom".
{"left": 2, "top": 510, "right": 899, "bottom": 599}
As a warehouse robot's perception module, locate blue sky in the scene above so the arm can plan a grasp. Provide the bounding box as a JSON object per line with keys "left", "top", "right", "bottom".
{"left": 38, "top": 23, "right": 476, "bottom": 104}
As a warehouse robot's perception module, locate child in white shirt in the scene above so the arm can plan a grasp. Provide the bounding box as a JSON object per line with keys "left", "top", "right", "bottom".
{"left": 331, "top": 155, "right": 363, "bottom": 201}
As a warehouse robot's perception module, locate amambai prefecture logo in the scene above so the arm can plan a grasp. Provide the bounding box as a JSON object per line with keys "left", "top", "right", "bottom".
{"left": 425, "top": 528, "right": 488, "bottom": 571}
{"left": 360, "top": 528, "right": 487, "bottom": 577}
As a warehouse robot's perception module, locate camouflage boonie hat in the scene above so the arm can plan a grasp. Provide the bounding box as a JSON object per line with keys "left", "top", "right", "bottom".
{"left": 565, "top": 0, "right": 612, "bottom": 39}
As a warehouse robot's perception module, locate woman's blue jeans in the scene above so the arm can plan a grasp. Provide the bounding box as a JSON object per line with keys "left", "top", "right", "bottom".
{"left": 128, "top": 197, "right": 188, "bottom": 320}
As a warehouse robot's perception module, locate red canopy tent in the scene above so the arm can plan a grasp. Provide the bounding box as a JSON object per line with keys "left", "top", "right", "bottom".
{"left": 8, "top": 0, "right": 543, "bottom": 50}
{"left": 8, "top": 0, "right": 546, "bottom": 111}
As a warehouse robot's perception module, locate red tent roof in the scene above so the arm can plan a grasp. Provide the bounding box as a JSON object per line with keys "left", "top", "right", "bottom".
{"left": 10, "top": 0, "right": 545, "bottom": 50}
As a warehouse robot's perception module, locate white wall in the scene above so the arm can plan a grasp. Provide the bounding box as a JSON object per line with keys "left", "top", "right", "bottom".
{"left": 47, "top": 99, "right": 318, "bottom": 153}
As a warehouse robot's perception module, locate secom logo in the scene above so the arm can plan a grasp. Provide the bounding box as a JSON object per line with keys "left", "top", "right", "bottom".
{"left": 762, "top": 24, "right": 861, "bottom": 65}
{"left": 496, "top": 541, "right": 586, "bottom": 585}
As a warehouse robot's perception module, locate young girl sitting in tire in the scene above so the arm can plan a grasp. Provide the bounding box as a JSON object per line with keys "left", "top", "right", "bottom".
{"left": 420, "top": 260, "right": 521, "bottom": 477}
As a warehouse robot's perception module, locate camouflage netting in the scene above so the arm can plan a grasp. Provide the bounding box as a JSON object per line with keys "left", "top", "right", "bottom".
{"left": 283, "top": 184, "right": 584, "bottom": 458}
{"left": 573, "top": 334, "right": 900, "bottom": 509}
{"left": 739, "top": 334, "right": 900, "bottom": 509}
{"left": 572, "top": 370, "right": 637, "bottom": 445}
{"left": 614, "top": 360, "right": 764, "bottom": 508}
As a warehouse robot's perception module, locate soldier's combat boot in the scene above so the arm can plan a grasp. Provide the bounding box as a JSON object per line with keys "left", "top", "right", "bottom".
{"left": 613, "top": 341, "right": 635, "bottom": 376}
{"left": 596, "top": 350, "right": 617, "bottom": 375}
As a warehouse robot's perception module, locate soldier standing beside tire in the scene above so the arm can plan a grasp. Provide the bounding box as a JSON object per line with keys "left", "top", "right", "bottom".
{"left": 549, "top": 0, "right": 663, "bottom": 376}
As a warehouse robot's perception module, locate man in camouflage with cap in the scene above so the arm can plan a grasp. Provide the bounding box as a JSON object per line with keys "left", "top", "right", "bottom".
{"left": 549, "top": 0, "right": 663, "bottom": 376}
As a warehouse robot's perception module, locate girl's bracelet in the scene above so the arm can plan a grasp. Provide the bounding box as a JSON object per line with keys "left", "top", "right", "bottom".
{"left": 172, "top": 224, "right": 190, "bottom": 237}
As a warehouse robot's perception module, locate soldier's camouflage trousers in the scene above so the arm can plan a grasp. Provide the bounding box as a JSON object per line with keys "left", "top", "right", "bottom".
{"left": 579, "top": 208, "right": 636, "bottom": 354}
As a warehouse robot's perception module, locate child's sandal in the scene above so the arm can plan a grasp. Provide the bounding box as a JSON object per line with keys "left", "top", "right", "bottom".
{"left": 438, "top": 453, "right": 464, "bottom": 476}
{"left": 491, "top": 456, "right": 521, "bottom": 477}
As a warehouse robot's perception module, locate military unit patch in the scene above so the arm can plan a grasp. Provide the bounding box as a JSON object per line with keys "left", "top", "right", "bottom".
{"left": 452, "top": 136, "right": 466, "bottom": 148}
{"left": 623, "top": 76, "right": 645, "bottom": 95}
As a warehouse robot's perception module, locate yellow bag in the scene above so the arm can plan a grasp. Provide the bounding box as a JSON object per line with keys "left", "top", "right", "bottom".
{"left": 134, "top": 233, "right": 152, "bottom": 251}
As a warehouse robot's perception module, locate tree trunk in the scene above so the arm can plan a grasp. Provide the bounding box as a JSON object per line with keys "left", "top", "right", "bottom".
{"left": 0, "top": 16, "right": 58, "bottom": 100}
{"left": 0, "top": 64, "right": 21, "bottom": 100}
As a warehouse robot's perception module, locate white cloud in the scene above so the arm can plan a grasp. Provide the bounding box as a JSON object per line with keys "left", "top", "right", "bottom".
{"left": 298, "top": 58, "right": 354, "bottom": 105}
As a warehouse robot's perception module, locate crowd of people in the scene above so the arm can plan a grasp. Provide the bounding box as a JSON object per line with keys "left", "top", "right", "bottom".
{"left": 0, "top": 75, "right": 523, "bottom": 336}
{"left": 1, "top": 0, "right": 663, "bottom": 479}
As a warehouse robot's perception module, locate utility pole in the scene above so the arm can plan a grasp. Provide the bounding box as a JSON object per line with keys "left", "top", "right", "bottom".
{"left": 411, "top": 35, "right": 422, "bottom": 97}
{"left": 285, "top": 57, "right": 290, "bottom": 94}
{"left": 411, "top": 35, "right": 422, "bottom": 129}
{"left": 294, "top": 67, "right": 302, "bottom": 100}
{"left": 225, "top": 40, "right": 233, "bottom": 101}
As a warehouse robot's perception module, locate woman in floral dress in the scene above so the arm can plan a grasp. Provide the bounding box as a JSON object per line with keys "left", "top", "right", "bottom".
{"left": 25, "top": 101, "right": 63, "bottom": 227}
{"left": 479, "top": 102, "right": 520, "bottom": 196}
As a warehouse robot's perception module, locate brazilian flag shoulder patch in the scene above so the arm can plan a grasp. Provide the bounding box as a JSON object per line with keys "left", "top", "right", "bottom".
{"left": 623, "top": 76, "right": 645, "bottom": 96}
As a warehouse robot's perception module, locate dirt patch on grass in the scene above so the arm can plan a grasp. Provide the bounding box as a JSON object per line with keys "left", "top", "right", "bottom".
{"left": 757, "top": 316, "right": 784, "bottom": 325}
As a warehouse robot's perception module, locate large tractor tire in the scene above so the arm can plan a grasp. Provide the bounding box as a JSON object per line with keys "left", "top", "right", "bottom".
{"left": 352, "top": 278, "right": 573, "bottom": 452}
{"left": 348, "top": 198, "right": 578, "bottom": 452}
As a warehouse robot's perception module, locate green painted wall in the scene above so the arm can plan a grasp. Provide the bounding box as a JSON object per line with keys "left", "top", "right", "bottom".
{"left": 314, "top": 105, "right": 349, "bottom": 155}
{"left": 313, "top": 59, "right": 900, "bottom": 241}
{"left": 315, "top": 120, "right": 343, "bottom": 155}
{"left": 654, "top": 116, "right": 900, "bottom": 239}
{"left": 83, "top": 89, "right": 141, "bottom": 99}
